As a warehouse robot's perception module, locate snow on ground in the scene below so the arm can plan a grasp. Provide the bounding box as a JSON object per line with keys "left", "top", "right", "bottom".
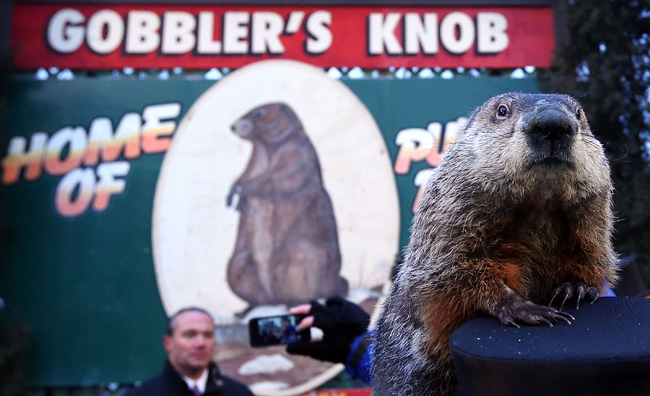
{"left": 249, "top": 381, "right": 290, "bottom": 392}
{"left": 238, "top": 354, "right": 295, "bottom": 375}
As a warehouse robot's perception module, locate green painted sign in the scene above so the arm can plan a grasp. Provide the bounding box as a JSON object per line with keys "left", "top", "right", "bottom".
{"left": 0, "top": 63, "right": 537, "bottom": 388}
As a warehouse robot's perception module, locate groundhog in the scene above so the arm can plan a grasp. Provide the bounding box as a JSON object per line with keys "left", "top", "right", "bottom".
{"left": 226, "top": 102, "right": 348, "bottom": 310}
{"left": 372, "top": 93, "right": 618, "bottom": 396}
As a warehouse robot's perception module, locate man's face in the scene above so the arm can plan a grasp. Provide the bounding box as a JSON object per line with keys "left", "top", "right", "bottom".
{"left": 163, "top": 310, "right": 216, "bottom": 379}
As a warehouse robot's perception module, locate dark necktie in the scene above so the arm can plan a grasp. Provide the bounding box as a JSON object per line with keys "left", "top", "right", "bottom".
{"left": 192, "top": 385, "right": 201, "bottom": 395}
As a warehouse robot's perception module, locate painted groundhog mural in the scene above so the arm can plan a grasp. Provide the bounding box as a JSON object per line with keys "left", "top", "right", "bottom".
{"left": 226, "top": 102, "right": 348, "bottom": 309}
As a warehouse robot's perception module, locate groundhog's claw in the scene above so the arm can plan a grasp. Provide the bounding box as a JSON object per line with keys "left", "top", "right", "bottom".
{"left": 226, "top": 184, "right": 248, "bottom": 211}
{"left": 549, "top": 282, "right": 599, "bottom": 310}
{"left": 495, "top": 295, "right": 574, "bottom": 328}
{"left": 226, "top": 184, "right": 240, "bottom": 207}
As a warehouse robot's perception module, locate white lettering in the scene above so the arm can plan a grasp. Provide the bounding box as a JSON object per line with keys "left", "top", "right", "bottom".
{"left": 286, "top": 11, "right": 304, "bottom": 34}
{"left": 394, "top": 127, "right": 437, "bottom": 174}
{"left": 414, "top": 168, "right": 435, "bottom": 187}
{"left": 85, "top": 113, "right": 142, "bottom": 165}
{"left": 404, "top": 13, "right": 438, "bottom": 55}
{"left": 47, "top": 9, "right": 85, "bottom": 53}
{"left": 368, "top": 13, "right": 402, "bottom": 55}
{"left": 44, "top": 9, "right": 341, "bottom": 57}
{"left": 161, "top": 11, "right": 196, "bottom": 54}
{"left": 141, "top": 103, "right": 182, "bottom": 153}
{"left": 223, "top": 12, "right": 249, "bottom": 54}
{"left": 197, "top": 12, "right": 222, "bottom": 54}
{"left": 55, "top": 168, "right": 96, "bottom": 217}
{"left": 125, "top": 11, "right": 161, "bottom": 54}
{"left": 477, "top": 12, "right": 509, "bottom": 54}
{"left": 440, "top": 12, "right": 475, "bottom": 54}
{"left": 2, "top": 133, "right": 48, "bottom": 183}
{"left": 94, "top": 162, "right": 130, "bottom": 211}
{"left": 4, "top": 103, "right": 181, "bottom": 216}
{"left": 251, "top": 12, "right": 285, "bottom": 54}
{"left": 305, "top": 11, "right": 332, "bottom": 54}
{"left": 45, "top": 127, "right": 88, "bottom": 175}
{"left": 86, "top": 10, "right": 124, "bottom": 54}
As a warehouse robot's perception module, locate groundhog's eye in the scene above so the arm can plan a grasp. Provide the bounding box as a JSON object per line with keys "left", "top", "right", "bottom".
{"left": 496, "top": 104, "right": 510, "bottom": 120}
{"left": 575, "top": 107, "right": 582, "bottom": 120}
{"left": 252, "top": 109, "right": 266, "bottom": 118}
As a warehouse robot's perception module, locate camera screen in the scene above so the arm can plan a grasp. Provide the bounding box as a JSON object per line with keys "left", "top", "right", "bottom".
{"left": 250, "top": 314, "right": 305, "bottom": 347}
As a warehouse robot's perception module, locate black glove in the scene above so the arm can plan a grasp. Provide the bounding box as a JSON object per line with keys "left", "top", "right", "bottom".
{"left": 286, "top": 296, "right": 370, "bottom": 364}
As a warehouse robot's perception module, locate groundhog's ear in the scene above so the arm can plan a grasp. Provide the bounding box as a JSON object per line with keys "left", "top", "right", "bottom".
{"left": 278, "top": 103, "right": 295, "bottom": 117}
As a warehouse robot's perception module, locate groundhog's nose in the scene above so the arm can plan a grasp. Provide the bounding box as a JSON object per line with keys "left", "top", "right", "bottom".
{"left": 231, "top": 119, "right": 253, "bottom": 137}
{"left": 530, "top": 108, "right": 577, "bottom": 142}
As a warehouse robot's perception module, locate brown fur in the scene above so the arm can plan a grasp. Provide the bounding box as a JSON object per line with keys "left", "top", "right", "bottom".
{"left": 372, "top": 93, "right": 618, "bottom": 396}
{"left": 226, "top": 103, "right": 348, "bottom": 310}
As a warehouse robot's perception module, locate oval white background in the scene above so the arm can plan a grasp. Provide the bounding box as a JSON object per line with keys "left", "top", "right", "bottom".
{"left": 152, "top": 60, "right": 399, "bottom": 323}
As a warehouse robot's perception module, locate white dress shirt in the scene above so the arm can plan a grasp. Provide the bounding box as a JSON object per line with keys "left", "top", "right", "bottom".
{"left": 183, "top": 368, "right": 208, "bottom": 395}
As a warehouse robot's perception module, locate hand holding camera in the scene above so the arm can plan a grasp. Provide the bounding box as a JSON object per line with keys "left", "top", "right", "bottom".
{"left": 285, "top": 296, "right": 370, "bottom": 364}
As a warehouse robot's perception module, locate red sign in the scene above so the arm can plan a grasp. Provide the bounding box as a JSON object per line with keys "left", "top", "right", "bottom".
{"left": 10, "top": 4, "right": 554, "bottom": 70}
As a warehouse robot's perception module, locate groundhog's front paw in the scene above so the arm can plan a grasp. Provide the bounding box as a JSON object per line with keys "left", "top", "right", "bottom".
{"left": 495, "top": 294, "right": 574, "bottom": 328}
{"left": 227, "top": 184, "right": 242, "bottom": 207}
{"left": 548, "top": 281, "right": 599, "bottom": 310}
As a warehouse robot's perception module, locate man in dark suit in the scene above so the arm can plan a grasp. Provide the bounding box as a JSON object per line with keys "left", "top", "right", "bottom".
{"left": 124, "top": 307, "right": 253, "bottom": 396}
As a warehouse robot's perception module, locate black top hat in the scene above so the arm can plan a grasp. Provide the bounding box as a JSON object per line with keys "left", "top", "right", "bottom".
{"left": 450, "top": 297, "right": 650, "bottom": 396}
